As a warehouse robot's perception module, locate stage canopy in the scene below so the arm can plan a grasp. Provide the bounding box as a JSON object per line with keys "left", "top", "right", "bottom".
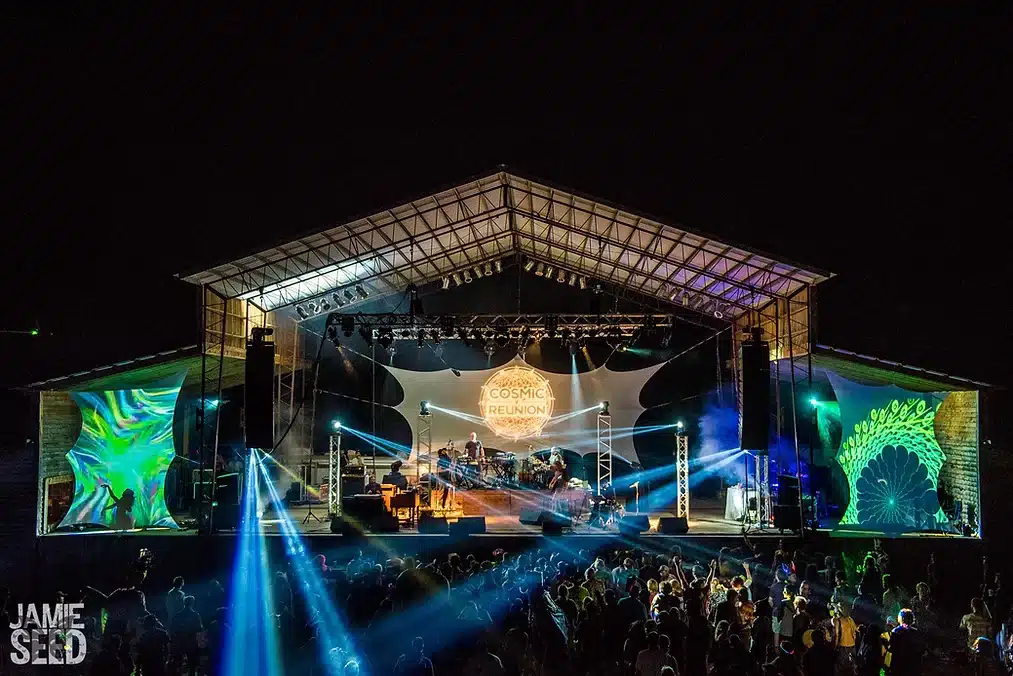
{"left": 180, "top": 171, "right": 831, "bottom": 322}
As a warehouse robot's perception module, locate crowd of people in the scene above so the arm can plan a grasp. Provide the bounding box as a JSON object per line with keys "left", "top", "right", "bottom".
{"left": 4, "top": 537, "right": 1012, "bottom": 675}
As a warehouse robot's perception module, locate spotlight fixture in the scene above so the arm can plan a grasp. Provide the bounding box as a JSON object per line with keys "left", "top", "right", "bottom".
{"left": 568, "top": 338, "right": 579, "bottom": 356}
{"left": 457, "top": 327, "right": 471, "bottom": 346}
{"left": 560, "top": 327, "right": 572, "bottom": 342}
{"left": 307, "top": 301, "right": 319, "bottom": 314}
{"left": 494, "top": 260, "right": 503, "bottom": 273}
{"left": 473, "top": 265, "right": 484, "bottom": 279}
{"left": 344, "top": 289, "right": 356, "bottom": 301}
{"left": 452, "top": 273, "right": 463, "bottom": 286}
{"left": 319, "top": 297, "right": 332, "bottom": 312}
{"left": 463, "top": 270, "right": 473, "bottom": 283}
{"left": 535, "top": 262, "right": 545, "bottom": 276}
{"left": 332, "top": 292, "right": 345, "bottom": 307}
{"left": 579, "top": 276, "right": 588, "bottom": 290}
{"left": 354, "top": 285, "right": 367, "bottom": 299}
{"left": 377, "top": 329, "right": 394, "bottom": 350}
{"left": 556, "top": 269, "right": 567, "bottom": 283}
{"left": 483, "top": 262, "right": 493, "bottom": 276}
{"left": 417, "top": 329, "right": 426, "bottom": 348}
{"left": 358, "top": 326, "right": 373, "bottom": 346}
{"left": 340, "top": 315, "right": 356, "bottom": 338}
{"left": 568, "top": 273, "right": 578, "bottom": 286}
{"left": 809, "top": 397, "right": 819, "bottom": 408}
{"left": 419, "top": 400, "right": 430, "bottom": 416}
{"left": 676, "top": 420, "right": 685, "bottom": 431}
{"left": 618, "top": 342, "right": 629, "bottom": 352}
{"left": 524, "top": 259, "right": 536, "bottom": 272}
{"left": 442, "top": 276, "right": 451, "bottom": 290}
{"left": 484, "top": 340, "right": 497, "bottom": 357}
{"left": 544, "top": 265, "right": 555, "bottom": 279}
{"left": 331, "top": 420, "right": 342, "bottom": 431}
{"left": 296, "top": 305, "right": 310, "bottom": 320}
{"left": 600, "top": 401, "right": 610, "bottom": 415}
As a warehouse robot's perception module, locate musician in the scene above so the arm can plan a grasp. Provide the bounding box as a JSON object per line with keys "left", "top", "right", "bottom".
{"left": 437, "top": 447, "right": 456, "bottom": 509}
{"left": 364, "top": 473, "right": 382, "bottom": 495}
{"left": 382, "top": 460, "right": 408, "bottom": 491}
{"left": 464, "top": 432, "right": 484, "bottom": 462}
{"left": 548, "top": 447, "right": 567, "bottom": 495}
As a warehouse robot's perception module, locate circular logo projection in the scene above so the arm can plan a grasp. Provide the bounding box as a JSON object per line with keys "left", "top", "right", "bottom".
{"left": 479, "top": 366, "right": 555, "bottom": 440}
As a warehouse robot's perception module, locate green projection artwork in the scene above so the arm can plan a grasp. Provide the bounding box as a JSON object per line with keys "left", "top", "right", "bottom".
{"left": 828, "top": 373, "right": 950, "bottom": 533}
{"left": 59, "top": 374, "right": 185, "bottom": 530}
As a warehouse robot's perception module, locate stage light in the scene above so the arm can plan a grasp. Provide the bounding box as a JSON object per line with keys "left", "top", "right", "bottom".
{"left": 569, "top": 272, "right": 578, "bottom": 286}
{"left": 556, "top": 269, "right": 567, "bottom": 283}
{"left": 417, "top": 330, "right": 426, "bottom": 348}
{"left": 457, "top": 327, "right": 471, "bottom": 346}
{"left": 358, "top": 326, "right": 373, "bottom": 346}
{"left": 442, "top": 276, "right": 451, "bottom": 290}
{"left": 494, "top": 260, "right": 503, "bottom": 273}
{"left": 676, "top": 420, "right": 685, "bottom": 431}
{"left": 809, "top": 397, "right": 819, "bottom": 408}
{"left": 440, "top": 315, "right": 455, "bottom": 336}
{"left": 463, "top": 270, "right": 473, "bottom": 283}
{"left": 495, "top": 332, "right": 509, "bottom": 348}
{"left": 524, "top": 259, "right": 536, "bottom": 272}
{"left": 473, "top": 265, "right": 484, "bottom": 279}
{"left": 307, "top": 301, "right": 319, "bottom": 315}
{"left": 545, "top": 265, "right": 555, "bottom": 279}
{"left": 568, "top": 338, "right": 578, "bottom": 356}
{"left": 332, "top": 292, "right": 345, "bottom": 307}
{"left": 484, "top": 340, "right": 497, "bottom": 356}
{"left": 618, "top": 342, "right": 628, "bottom": 352}
{"left": 600, "top": 401, "right": 610, "bottom": 415}
{"left": 420, "top": 401, "right": 430, "bottom": 416}
{"left": 340, "top": 315, "right": 356, "bottom": 338}
{"left": 560, "top": 327, "right": 572, "bottom": 341}
{"left": 355, "top": 284, "right": 368, "bottom": 299}
{"left": 452, "top": 272, "right": 463, "bottom": 286}
{"left": 579, "top": 276, "right": 587, "bottom": 290}
{"left": 535, "top": 262, "right": 545, "bottom": 276}
{"left": 343, "top": 288, "right": 355, "bottom": 302}
{"left": 332, "top": 420, "right": 342, "bottom": 431}
{"left": 484, "top": 262, "right": 493, "bottom": 276}
{"left": 296, "top": 305, "right": 309, "bottom": 319}
{"left": 377, "top": 329, "right": 394, "bottom": 350}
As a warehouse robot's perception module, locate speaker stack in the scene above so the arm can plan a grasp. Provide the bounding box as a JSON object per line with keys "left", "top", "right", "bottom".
{"left": 245, "top": 328, "right": 276, "bottom": 451}
{"left": 739, "top": 330, "right": 770, "bottom": 453}
{"left": 774, "top": 475, "right": 801, "bottom": 532}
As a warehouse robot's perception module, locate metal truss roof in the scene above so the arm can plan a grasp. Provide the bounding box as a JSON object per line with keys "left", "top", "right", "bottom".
{"left": 180, "top": 172, "right": 832, "bottom": 321}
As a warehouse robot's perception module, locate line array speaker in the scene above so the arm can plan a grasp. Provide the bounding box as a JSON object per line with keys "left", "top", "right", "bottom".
{"left": 245, "top": 329, "right": 276, "bottom": 450}
{"left": 739, "top": 337, "right": 771, "bottom": 452}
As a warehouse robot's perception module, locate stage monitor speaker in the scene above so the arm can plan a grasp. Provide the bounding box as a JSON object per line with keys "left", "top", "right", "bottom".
{"left": 773, "top": 505, "right": 801, "bottom": 532}
{"left": 739, "top": 339, "right": 771, "bottom": 452}
{"left": 330, "top": 515, "right": 366, "bottom": 538}
{"left": 213, "top": 503, "right": 240, "bottom": 530}
{"left": 418, "top": 512, "right": 450, "bottom": 535}
{"left": 657, "top": 516, "right": 689, "bottom": 534}
{"left": 541, "top": 511, "right": 568, "bottom": 536}
{"left": 450, "top": 516, "right": 487, "bottom": 536}
{"left": 372, "top": 514, "right": 400, "bottom": 533}
{"left": 245, "top": 331, "right": 276, "bottom": 450}
{"left": 619, "top": 513, "right": 650, "bottom": 536}
{"left": 519, "top": 509, "right": 542, "bottom": 526}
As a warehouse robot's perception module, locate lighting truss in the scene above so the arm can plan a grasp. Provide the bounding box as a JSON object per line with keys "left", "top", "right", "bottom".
{"left": 597, "top": 412, "right": 612, "bottom": 495}
{"left": 322, "top": 312, "right": 679, "bottom": 341}
{"left": 675, "top": 433, "right": 689, "bottom": 519}
{"left": 327, "top": 433, "right": 341, "bottom": 516}
{"left": 417, "top": 410, "right": 433, "bottom": 508}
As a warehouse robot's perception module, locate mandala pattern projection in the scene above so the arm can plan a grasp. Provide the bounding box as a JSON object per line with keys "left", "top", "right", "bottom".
{"left": 479, "top": 366, "right": 554, "bottom": 440}
{"left": 829, "top": 373, "right": 950, "bottom": 533}
{"left": 59, "top": 375, "right": 185, "bottom": 530}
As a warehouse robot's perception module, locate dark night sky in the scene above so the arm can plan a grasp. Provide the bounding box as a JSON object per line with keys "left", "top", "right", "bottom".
{"left": 2, "top": 6, "right": 1010, "bottom": 445}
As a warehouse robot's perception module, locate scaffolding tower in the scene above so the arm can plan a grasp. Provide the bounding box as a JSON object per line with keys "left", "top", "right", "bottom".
{"left": 327, "top": 432, "right": 341, "bottom": 516}
{"left": 417, "top": 412, "right": 433, "bottom": 507}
